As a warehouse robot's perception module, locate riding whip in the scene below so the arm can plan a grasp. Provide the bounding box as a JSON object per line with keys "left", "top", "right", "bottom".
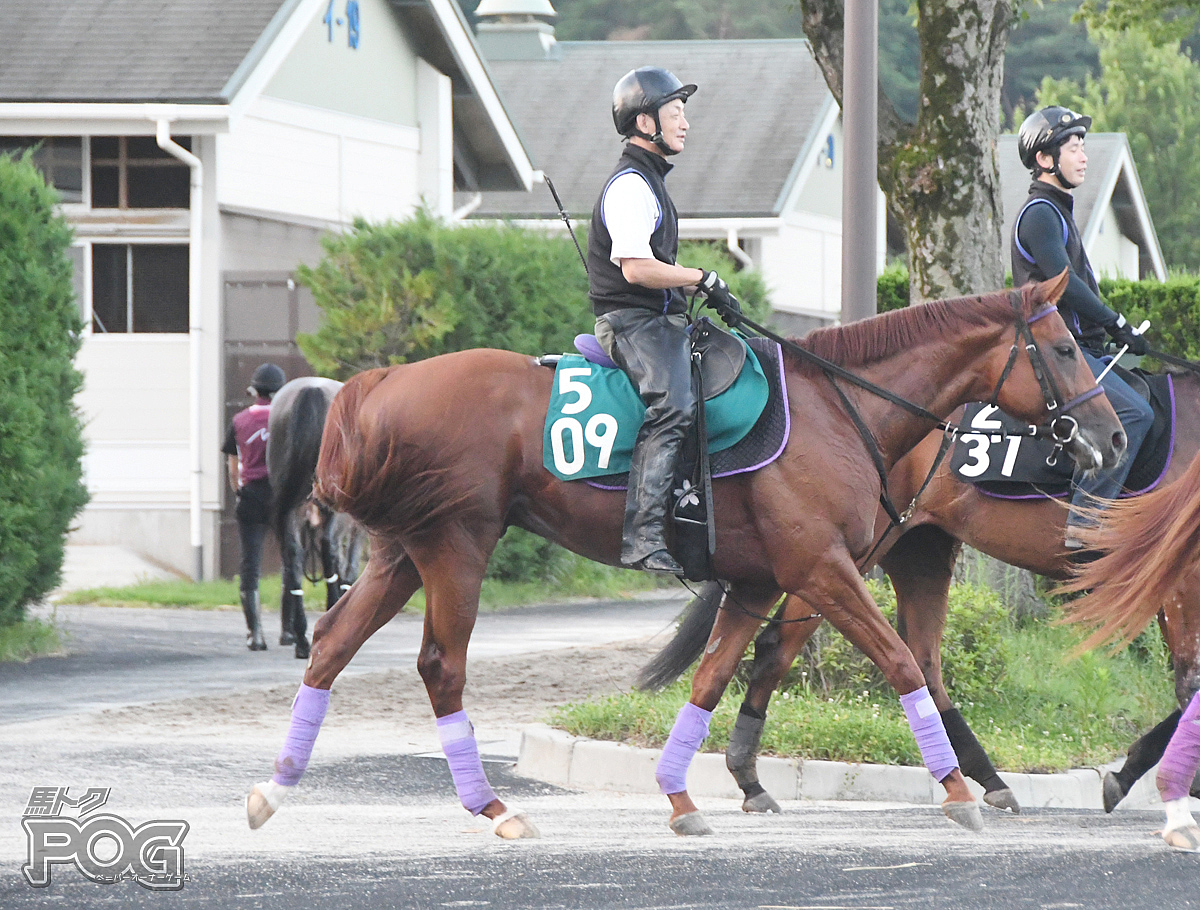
{"left": 1095, "top": 319, "right": 1150, "bottom": 384}
{"left": 544, "top": 174, "right": 588, "bottom": 275}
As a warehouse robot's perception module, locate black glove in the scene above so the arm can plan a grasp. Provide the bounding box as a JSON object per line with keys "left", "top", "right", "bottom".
{"left": 1107, "top": 314, "right": 1148, "bottom": 357}
{"left": 698, "top": 270, "right": 742, "bottom": 322}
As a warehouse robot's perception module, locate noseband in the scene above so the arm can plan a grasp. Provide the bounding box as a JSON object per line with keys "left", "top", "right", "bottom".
{"left": 986, "top": 290, "right": 1103, "bottom": 460}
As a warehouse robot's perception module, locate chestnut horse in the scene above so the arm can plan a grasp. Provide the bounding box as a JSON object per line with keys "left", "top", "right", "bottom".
{"left": 245, "top": 274, "right": 1121, "bottom": 839}
{"left": 1056, "top": 449, "right": 1200, "bottom": 851}
{"left": 640, "top": 364, "right": 1200, "bottom": 817}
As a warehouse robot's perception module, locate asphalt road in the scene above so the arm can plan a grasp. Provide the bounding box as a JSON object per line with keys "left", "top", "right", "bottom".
{"left": 2, "top": 598, "right": 1197, "bottom": 909}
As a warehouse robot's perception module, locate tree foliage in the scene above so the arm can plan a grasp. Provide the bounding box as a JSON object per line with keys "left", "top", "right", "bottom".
{"left": 1079, "top": 0, "right": 1199, "bottom": 45}
{"left": 0, "top": 151, "right": 88, "bottom": 626}
{"left": 549, "top": 0, "right": 805, "bottom": 40}
{"left": 296, "top": 211, "right": 773, "bottom": 379}
{"left": 1036, "top": 29, "right": 1200, "bottom": 272}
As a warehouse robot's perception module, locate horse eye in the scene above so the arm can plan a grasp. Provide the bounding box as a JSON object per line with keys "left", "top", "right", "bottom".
{"left": 1054, "top": 344, "right": 1075, "bottom": 359}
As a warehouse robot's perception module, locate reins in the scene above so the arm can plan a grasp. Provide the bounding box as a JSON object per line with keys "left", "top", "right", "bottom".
{"left": 701, "top": 290, "right": 1094, "bottom": 572}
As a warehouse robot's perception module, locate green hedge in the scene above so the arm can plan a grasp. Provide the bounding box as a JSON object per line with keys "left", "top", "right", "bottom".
{"left": 1099, "top": 275, "right": 1200, "bottom": 362}
{"left": 0, "top": 152, "right": 88, "bottom": 626}
{"left": 877, "top": 268, "right": 1200, "bottom": 365}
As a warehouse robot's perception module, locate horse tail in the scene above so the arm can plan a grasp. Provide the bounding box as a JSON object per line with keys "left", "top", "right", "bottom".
{"left": 314, "top": 368, "right": 392, "bottom": 515}
{"left": 272, "top": 385, "right": 331, "bottom": 535}
{"left": 636, "top": 581, "right": 725, "bottom": 691}
{"left": 1059, "top": 448, "right": 1200, "bottom": 652}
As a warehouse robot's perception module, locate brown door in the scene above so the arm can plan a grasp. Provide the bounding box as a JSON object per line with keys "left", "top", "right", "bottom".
{"left": 221, "top": 272, "right": 322, "bottom": 579}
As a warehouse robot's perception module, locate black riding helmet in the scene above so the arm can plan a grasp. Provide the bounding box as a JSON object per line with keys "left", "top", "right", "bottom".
{"left": 1018, "top": 106, "right": 1092, "bottom": 188}
{"left": 250, "top": 363, "right": 286, "bottom": 396}
{"left": 612, "top": 66, "right": 697, "bottom": 157}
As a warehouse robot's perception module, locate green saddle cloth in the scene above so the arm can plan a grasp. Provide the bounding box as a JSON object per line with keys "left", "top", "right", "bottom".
{"left": 542, "top": 341, "right": 770, "bottom": 481}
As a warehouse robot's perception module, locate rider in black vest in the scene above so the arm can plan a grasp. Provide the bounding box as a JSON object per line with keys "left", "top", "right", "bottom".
{"left": 588, "top": 66, "right": 739, "bottom": 576}
{"left": 1012, "top": 106, "right": 1153, "bottom": 550}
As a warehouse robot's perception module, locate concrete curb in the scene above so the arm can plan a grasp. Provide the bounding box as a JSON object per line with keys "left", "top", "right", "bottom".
{"left": 516, "top": 723, "right": 1165, "bottom": 810}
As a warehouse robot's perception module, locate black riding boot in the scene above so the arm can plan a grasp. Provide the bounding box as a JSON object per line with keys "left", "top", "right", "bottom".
{"left": 284, "top": 590, "right": 310, "bottom": 660}
{"left": 241, "top": 590, "right": 267, "bottom": 651}
{"left": 622, "top": 441, "right": 685, "bottom": 575}
{"left": 279, "top": 595, "right": 296, "bottom": 646}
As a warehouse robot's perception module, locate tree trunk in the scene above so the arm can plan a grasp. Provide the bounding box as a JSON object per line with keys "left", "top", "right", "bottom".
{"left": 800, "top": 0, "right": 1017, "bottom": 302}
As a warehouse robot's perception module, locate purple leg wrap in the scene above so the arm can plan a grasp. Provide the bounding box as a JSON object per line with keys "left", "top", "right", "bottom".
{"left": 900, "top": 686, "right": 959, "bottom": 783}
{"left": 1158, "top": 690, "right": 1200, "bottom": 802}
{"left": 437, "top": 710, "right": 497, "bottom": 815}
{"left": 655, "top": 702, "right": 713, "bottom": 795}
{"left": 272, "top": 683, "right": 330, "bottom": 787}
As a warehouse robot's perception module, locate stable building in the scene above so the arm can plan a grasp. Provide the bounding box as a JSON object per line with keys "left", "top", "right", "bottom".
{"left": 0, "top": 0, "right": 533, "bottom": 579}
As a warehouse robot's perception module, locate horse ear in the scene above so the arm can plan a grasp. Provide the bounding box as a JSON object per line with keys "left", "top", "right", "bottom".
{"left": 1038, "top": 268, "right": 1070, "bottom": 307}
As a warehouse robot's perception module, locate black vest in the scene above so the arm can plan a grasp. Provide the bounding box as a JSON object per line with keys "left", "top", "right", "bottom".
{"left": 1011, "top": 180, "right": 1105, "bottom": 351}
{"left": 588, "top": 143, "right": 686, "bottom": 317}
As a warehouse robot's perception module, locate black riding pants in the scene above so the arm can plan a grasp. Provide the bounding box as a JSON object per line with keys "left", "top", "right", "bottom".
{"left": 236, "top": 478, "right": 272, "bottom": 595}
{"left": 596, "top": 308, "right": 695, "bottom": 563}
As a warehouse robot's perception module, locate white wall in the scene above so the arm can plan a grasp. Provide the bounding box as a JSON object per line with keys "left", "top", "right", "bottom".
{"left": 1087, "top": 201, "right": 1140, "bottom": 280}
{"left": 217, "top": 97, "right": 422, "bottom": 225}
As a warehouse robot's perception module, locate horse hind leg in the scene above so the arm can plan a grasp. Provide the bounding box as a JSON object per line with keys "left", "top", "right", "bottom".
{"left": 411, "top": 524, "right": 538, "bottom": 840}
{"left": 728, "top": 595, "right": 821, "bottom": 814}
{"left": 658, "top": 583, "right": 782, "bottom": 835}
{"left": 247, "top": 546, "right": 423, "bottom": 830}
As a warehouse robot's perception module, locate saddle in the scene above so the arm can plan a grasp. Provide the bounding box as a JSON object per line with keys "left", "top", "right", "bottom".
{"left": 950, "top": 368, "right": 1177, "bottom": 500}
{"left": 572, "top": 319, "right": 747, "bottom": 399}
{"left": 539, "top": 323, "right": 792, "bottom": 581}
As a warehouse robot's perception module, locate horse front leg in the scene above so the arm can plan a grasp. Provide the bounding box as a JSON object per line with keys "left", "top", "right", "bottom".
{"left": 246, "top": 543, "right": 422, "bottom": 830}
{"left": 882, "top": 527, "right": 1016, "bottom": 812}
{"left": 726, "top": 595, "right": 820, "bottom": 814}
{"left": 1150, "top": 594, "right": 1200, "bottom": 851}
{"left": 410, "top": 523, "right": 538, "bottom": 840}
{"left": 657, "top": 583, "right": 782, "bottom": 835}
{"left": 792, "top": 550, "right": 984, "bottom": 832}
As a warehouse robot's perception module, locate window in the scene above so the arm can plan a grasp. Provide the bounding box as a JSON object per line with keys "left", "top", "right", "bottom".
{"left": 91, "top": 244, "right": 189, "bottom": 333}
{"left": 0, "top": 137, "right": 84, "bottom": 203}
{"left": 90, "top": 136, "right": 191, "bottom": 209}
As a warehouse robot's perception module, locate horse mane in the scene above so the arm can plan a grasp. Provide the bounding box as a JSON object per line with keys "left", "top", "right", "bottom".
{"left": 1057, "top": 446, "right": 1200, "bottom": 652}
{"left": 271, "top": 385, "right": 331, "bottom": 535}
{"left": 786, "top": 289, "right": 1020, "bottom": 372}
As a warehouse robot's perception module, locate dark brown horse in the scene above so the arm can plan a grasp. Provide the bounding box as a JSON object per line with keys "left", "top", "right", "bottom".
{"left": 640, "top": 368, "right": 1200, "bottom": 818}
{"left": 245, "top": 274, "right": 1121, "bottom": 839}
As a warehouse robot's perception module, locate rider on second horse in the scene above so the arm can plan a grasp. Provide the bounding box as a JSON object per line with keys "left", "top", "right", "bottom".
{"left": 588, "top": 66, "right": 739, "bottom": 576}
{"left": 1012, "top": 105, "right": 1153, "bottom": 550}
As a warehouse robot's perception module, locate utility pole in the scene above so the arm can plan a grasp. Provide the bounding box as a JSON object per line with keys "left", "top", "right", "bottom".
{"left": 841, "top": 0, "right": 878, "bottom": 323}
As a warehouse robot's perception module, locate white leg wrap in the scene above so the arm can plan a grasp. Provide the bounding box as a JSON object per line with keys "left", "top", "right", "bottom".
{"left": 1165, "top": 796, "right": 1197, "bottom": 832}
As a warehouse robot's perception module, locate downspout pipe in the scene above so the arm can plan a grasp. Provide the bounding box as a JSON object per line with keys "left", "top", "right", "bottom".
{"left": 156, "top": 119, "right": 205, "bottom": 581}
{"left": 726, "top": 227, "right": 753, "bottom": 270}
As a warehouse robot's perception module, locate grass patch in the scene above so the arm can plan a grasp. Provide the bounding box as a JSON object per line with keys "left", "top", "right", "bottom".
{"left": 550, "top": 601, "right": 1176, "bottom": 773}
{"left": 55, "top": 561, "right": 670, "bottom": 612}
{"left": 0, "top": 617, "right": 62, "bottom": 662}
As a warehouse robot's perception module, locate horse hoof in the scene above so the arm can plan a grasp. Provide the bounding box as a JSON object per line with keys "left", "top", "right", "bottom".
{"left": 294, "top": 639, "right": 310, "bottom": 660}
{"left": 669, "top": 811, "right": 714, "bottom": 836}
{"left": 1163, "top": 825, "right": 1200, "bottom": 853}
{"left": 742, "top": 791, "right": 782, "bottom": 814}
{"left": 246, "top": 780, "right": 290, "bottom": 830}
{"left": 1102, "top": 772, "right": 1127, "bottom": 814}
{"left": 983, "top": 788, "right": 1020, "bottom": 814}
{"left": 492, "top": 808, "right": 540, "bottom": 840}
{"left": 280, "top": 632, "right": 296, "bottom": 646}
{"left": 943, "top": 800, "right": 984, "bottom": 832}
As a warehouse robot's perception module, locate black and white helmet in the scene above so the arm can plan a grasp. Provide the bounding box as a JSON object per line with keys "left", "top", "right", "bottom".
{"left": 1018, "top": 106, "right": 1091, "bottom": 186}
{"left": 612, "top": 66, "right": 696, "bottom": 155}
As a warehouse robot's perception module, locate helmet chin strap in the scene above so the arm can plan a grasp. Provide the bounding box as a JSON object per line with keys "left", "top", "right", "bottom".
{"left": 1050, "top": 149, "right": 1080, "bottom": 190}
{"left": 634, "top": 111, "right": 680, "bottom": 156}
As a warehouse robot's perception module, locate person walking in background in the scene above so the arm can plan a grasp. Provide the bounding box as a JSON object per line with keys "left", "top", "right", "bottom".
{"left": 222, "top": 363, "right": 285, "bottom": 651}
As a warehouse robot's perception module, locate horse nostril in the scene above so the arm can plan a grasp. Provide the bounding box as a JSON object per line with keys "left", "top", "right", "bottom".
{"left": 1112, "top": 430, "right": 1127, "bottom": 455}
